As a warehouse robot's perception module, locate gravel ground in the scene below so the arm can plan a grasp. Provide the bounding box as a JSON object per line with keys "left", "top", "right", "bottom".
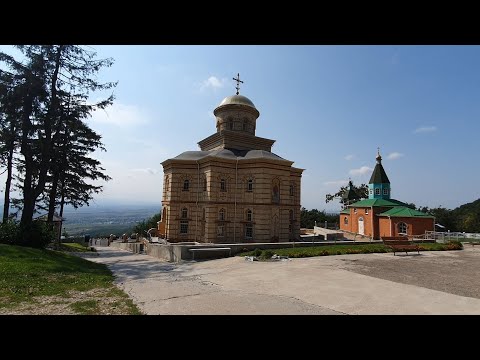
{"left": 340, "top": 245, "right": 480, "bottom": 299}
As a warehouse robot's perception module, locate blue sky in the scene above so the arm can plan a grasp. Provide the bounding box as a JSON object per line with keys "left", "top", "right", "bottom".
{"left": 1, "top": 45, "right": 480, "bottom": 212}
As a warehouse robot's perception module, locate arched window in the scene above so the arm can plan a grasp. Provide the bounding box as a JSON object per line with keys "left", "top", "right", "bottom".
{"left": 344, "top": 217, "right": 348, "bottom": 225}
{"left": 203, "top": 177, "right": 207, "bottom": 192}
{"left": 247, "top": 179, "right": 253, "bottom": 192}
{"left": 219, "top": 208, "right": 225, "bottom": 221}
{"left": 202, "top": 208, "right": 206, "bottom": 220}
{"left": 398, "top": 222, "right": 407, "bottom": 235}
{"left": 289, "top": 210, "right": 294, "bottom": 221}
{"left": 289, "top": 185, "right": 294, "bottom": 196}
{"left": 183, "top": 179, "right": 189, "bottom": 191}
{"left": 246, "top": 209, "right": 253, "bottom": 222}
{"left": 272, "top": 183, "right": 280, "bottom": 203}
{"left": 180, "top": 207, "right": 189, "bottom": 234}
{"left": 245, "top": 224, "right": 253, "bottom": 239}
{"left": 220, "top": 179, "right": 226, "bottom": 191}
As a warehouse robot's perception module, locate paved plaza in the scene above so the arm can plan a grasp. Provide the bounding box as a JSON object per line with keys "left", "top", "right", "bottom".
{"left": 85, "top": 246, "right": 480, "bottom": 315}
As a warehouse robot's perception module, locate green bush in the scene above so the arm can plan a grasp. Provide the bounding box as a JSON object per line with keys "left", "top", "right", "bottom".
{"left": 253, "top": 248, "right": 262, "bottom": 257}
{"left": 446, "top": 240, "right": 463, "bottom": 249}
{"left": 261, "top": 250, "right": 275, "bottom": 259}
{"left": 17, "top": 221, "right": 56, "bottom": 249}
{"left": 0, "top": 220, "right": 19, "bottom": 245}
{"left": 0, "top": 220, "right": 54, "bottom": 248}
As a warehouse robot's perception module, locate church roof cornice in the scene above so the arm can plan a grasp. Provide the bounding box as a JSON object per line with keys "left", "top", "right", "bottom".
{"left": 198, "top": 130, "right": 275, "bottom": 152}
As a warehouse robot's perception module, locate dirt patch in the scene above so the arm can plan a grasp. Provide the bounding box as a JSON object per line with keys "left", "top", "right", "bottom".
{"left": 340, "top": 249, "right": 480, "bottom": 299}
{"left": 0, "top": 288, "right": 138, "bottom": 315}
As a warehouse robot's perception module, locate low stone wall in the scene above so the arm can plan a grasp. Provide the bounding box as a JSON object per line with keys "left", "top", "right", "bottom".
{"left": 89, "top": 238, "right": 110, "bottom": 247}
{"left": 112, "top": 240, "right": 384, "bottom": 262}
{"left": 110, "top": 241, "right": 182, "bottom": 262}
{"left": 313, "top": 226, "right": 344, "bottom": 241}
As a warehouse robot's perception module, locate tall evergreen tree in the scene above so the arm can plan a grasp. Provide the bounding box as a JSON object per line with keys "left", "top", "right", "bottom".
{"left": 0, "top": 70, "right": 22, "bottom": 221}
{"left": 0, "top": 45, "right": 116, "bottom": 233}
{"left": 41, "top": 91, "right": 112, "bottom": 225}
{"left": 0, "top": 47, "right": 48, "bottom": 227}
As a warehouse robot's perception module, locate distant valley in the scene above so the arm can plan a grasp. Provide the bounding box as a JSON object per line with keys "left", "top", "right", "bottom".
{"left": 60, "top": 203, "right": 160, "bottom": 237}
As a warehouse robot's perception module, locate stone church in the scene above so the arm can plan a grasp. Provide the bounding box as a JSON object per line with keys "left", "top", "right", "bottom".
{"left": 157, "top": 75, "right": 304, "bottom": 243}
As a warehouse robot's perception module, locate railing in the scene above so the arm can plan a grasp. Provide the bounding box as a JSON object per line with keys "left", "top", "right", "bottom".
{"left": 423, "top": 231, "right": 467, "bottom": 243}
{"left": 316, "top": 222, "right": 339, "bottom": 230}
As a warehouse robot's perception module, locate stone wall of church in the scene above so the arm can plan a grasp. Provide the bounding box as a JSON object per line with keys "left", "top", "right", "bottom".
{"left": 215, "top": 108, "right": 257, "bottom": 135}
{"left": 160, "top": 159, "right": 302, "bottom": 243}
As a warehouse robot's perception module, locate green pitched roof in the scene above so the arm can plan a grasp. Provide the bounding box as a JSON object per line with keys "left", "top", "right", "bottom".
{"left": 377, "top": 207, "right": 435, "bottom": 218}
{"left": 340, "top": 208, "right": 350, "bottom": 214}
{"left": 369, "top": 163, "right": 390, "bottom": 184}
{"left": 348, "top": 198, "right": 407, "bottom": 208}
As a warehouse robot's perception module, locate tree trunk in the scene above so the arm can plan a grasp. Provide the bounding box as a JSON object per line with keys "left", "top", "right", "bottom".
{"left": 2, "top": 146, "right": 13, "bottom": 222}
{"left": 47, "top": 171, "right": 60, "bottom": 222}
{"left": 57, "top": 179, "right": 66, "bottom": 247}
{"left": 44, "top": 46, "right": 62, "bottom": 223}
{"left": 19, "top": 86, "right": 35, "bottom": 227}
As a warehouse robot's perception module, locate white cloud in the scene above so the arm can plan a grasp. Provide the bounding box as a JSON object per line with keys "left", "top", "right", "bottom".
{"left": 387, "top": 152, "right": 404, "bottom": 160}
{"left": 349, "top": 166, "right": 373, "bottom": 176}
{"left": 344, "top": 154, "right": 355, "bottom": 161}
{"left": 200, "top": 76, "right": 226, "bottom": 91}
{"left": 324, "top": 180, "right": 348, "bottom": 187}
{"left": 91, "top": 103, "right": 149, "bottom": 128}
{"left": 130, "top": 168, "right": 159, "bottom": 175}
{"left": 413, "top": 126, "right": 437, "bottom": 134}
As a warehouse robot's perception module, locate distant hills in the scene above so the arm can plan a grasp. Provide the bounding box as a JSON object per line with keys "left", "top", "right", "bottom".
{"left": 451, "top": 199, "right": 480, "bottom": 233}
{"left": 61, "top": 204, "right": 160, "bottom": 237}
{"left": 417, "top": 199, "right": 480, "bottom": 233}
{"left": 0, "top": 199, "right": 160, "bottom": 237}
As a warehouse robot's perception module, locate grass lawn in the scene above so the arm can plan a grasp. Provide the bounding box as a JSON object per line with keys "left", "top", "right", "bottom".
{"left": 57, "top": 242, "right": 91, "bottom": 253}
{"left": 0, "top": 244, "right": 142, "bottom": 315}
{"left": 238, "top": 241, "right": 463, "bottom": 259}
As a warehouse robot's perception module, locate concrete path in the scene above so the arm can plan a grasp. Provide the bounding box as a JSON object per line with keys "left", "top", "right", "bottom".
{"left": 86, "top": 246, "right": 480, "bottom": 315}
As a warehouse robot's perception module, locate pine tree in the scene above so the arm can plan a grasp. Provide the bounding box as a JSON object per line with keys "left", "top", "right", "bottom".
{"left": 0, "top": 45, "right": 116, "bottom": 234}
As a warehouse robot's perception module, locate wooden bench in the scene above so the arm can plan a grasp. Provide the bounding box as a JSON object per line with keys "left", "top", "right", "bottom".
{"left": 189, "top": 247, "right": 231, "bottom": 260}
{"left": 382, "top": 236, "right": 420, "bottom": 256}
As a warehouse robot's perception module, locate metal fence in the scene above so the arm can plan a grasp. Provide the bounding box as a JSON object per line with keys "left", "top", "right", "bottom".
{"left": 422, "top": 231, "right": 480, "bottom": 243}
{"left": 316, "top": 221, "right": 339, "bottom": 230}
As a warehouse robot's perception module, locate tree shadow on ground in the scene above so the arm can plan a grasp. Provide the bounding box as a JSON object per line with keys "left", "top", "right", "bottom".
{"left": 91, "top": 248, "right": 199, "bottom": 282}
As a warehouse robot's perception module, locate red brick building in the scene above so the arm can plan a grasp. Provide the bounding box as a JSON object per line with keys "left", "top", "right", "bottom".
{"left": 339, "top": 151, "right": 434, "bottom": 239}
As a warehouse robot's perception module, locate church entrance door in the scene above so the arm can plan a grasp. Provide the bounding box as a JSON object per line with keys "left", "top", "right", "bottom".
{"left": 358, "top": 217, "right": 364, "bottom": 235}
